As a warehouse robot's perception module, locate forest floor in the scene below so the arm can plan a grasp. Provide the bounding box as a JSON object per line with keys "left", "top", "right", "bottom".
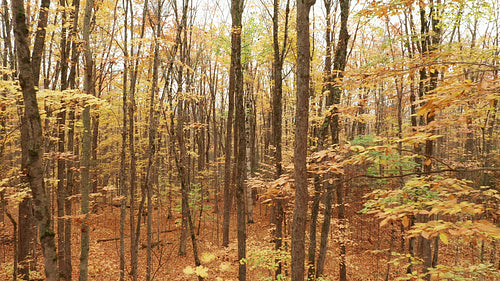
{"left": 0, "top": 192, "right": 488, "bottom": 281}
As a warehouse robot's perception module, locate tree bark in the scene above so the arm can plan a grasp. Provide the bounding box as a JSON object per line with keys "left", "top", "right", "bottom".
{"left": 79, "top": 0, "right": 95, "bottom": 278}
{"left": 271, "top": 1, "right": 290, "bottom": 274}
{"left": 11, "top": 0, "right": 58, "bottom": 279}
{"left": 145, "top": 7, "right": 162, "bottom": 277}
{"left": 119, "top": 0, "right": 129, "bottom": 279}
{"left": 223, "top": 0, "right": 236, "bottom": 247}
{"left": 57, "top": 1, "right": 69, "bottom": 278}
{"left": 64, "top": 2, "right": 79, "bottom": 278}
{"left": 231, "top": 0, "right": 246, "bottom": 279}
{"left": 127, "top": 0, "right": 149, "bottom": 277}
{"left": 316, "top": 1, "right": 350, "bottom": 280}
{"left": 308, "top": 0, "right": 332, "bottom": 278}
{"left": 291, "top": 0, "right": 315, "bottom": 279}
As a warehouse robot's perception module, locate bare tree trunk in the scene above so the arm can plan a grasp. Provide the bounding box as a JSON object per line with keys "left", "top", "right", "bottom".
{"left": 231, "top": 0, "right": 246, "bottom": 279}
{"left": 169, "top": 84, "right": 203, "bottom": 281}
{"left": 308, "top": 0, "right": 332, "bottom": 278}
{"left": 315, "top": 181, "right": 333, "bottom": 278}
{"left": 57, "top": 1, "right": 70, "bottom": 278}
{"left": 145, "top": 6, "right": 162, "bottom": 277}
{"left": 291, "top": 0, "right": 315, "bottom": 279}
{"left": 223, "top": 0, "right": 236, "bottom": 247}
{"left": 11, "top": 0, "right": 58, "bottom": 279}
{"left": 1, "top": 0, "right": 14, "bottom": 76}
{"left": 6, "top": 211, "right": 17, "bottom": 281}
{"left": 271, "top": 0, "right": 290, "bottom": 276}
{"left": 244, "top": 68, "right": 254, "bottom": 224}
{"left": 17, "top": 0, "right": 51, "bottom": 278}
{"left": 79, "top": 0, "right": 95, "bottom": 278}
{"left": 176, "top": 1, "right": 190, "bottom": 253}
{"left": 64, "top": 2, "right": 79, "bottom": 279}
{"left": 119, "top": 0, "right": 129, "bottom": 279}
{"left": 316, "top": 1, "right": 350, "bottom": 280}
{"left": 127, "top": 0, "right": 148, "bottom": 277}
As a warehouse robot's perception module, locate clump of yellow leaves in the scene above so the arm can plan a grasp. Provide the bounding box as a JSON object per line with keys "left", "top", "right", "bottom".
{"left": 183, "top": 265, "right": 209, "bottom": 278}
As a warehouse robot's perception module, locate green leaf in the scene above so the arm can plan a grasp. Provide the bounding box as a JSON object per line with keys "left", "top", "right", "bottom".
{"left": 439, "top": 232, "right": 449, "bottom": 245}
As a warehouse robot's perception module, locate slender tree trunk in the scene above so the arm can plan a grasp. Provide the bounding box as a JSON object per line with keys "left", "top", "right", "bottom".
{"left": 119, "top": 0, "right": 129, "bottom": 279}
{"left": 316, "top": 1, "right": 350, "bottom": 280}
{"left": 57, "top": 102, "right": 67, "bottom": 279}
{"left": 145, "top": 9, "right": 162, "bottom": 278}
{"left": 169, "top": 86, "right": 204, "bottom": 281}
{"left": 244, "top": 76, "right": 253, "bottom": 224}
{"left": 79, "top": 0, "right": 94, "bottom": 278}
{"left": 231, "top": 0, "right": 246, "bottom": 279}
{"left": 6, "top": 211, "right": 17, "bottom": 281}
{"left": 308, "top": 1, "right": 332, "bottom": 278}
{"left": 315, "top": 181, "right": 333, "bottom": 278}
{"left": 272, "top": 0, "right": 283, "bottom": 179}
{"left": 292, "top": 0, "right": 315, "bottom": 279}
{"left": 420, "top": 1, "right": 441, "bottom": 280}
{"left": 91, "top": 114, "right": 99, "bottom": 195}
{"left": 223, "top": 0, "right": 236, "bottom": 247}
{"left": 1, "top": 0, "right": 14, "bottom": 75}
{"left": 127, "top": 0, "right": 148, "bottom": 277}
{"left": 271, "top": 0, "right": 290, "bottom": 276}
{"left": 57, "top": 1, "right": 69, "bottom": 278}
{"left": 64, "top": 2, "right": 79, "bottom": 278}
{"left": 18, "top": 194, "right": 32, "bottom": 280}
{"left": 31, "top": 0, "right": 51, "bottom": 85}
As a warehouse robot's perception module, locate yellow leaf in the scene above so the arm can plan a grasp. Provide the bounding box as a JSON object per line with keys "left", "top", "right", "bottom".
{"left": 402, "top": 216, "right": 409, "bottom": 228}
{"left": 183, "top": 266, "right": 195, "bottom": 275}
{"left": 195, "top": 265, "right": 209, "bottom": 278}
{"left": 380, "top": 217, "right": 390, "bottom": 227}
{"left": 219, "top": 262, "right": 231, "bottom": 272}
{"left": 439, "top": 232, "right": 449, "bottom": 245}
{"left": 200, "top": 252, "right": 216, "bottom": 263}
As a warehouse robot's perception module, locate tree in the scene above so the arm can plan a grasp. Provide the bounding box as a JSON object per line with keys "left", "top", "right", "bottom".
{"left": 316, "top": 1, "right": 350, "bottom": 280}
{"left": 291, "top": 0, "right": 316, "bottom": 280}
{"left": 231, "top": 0, "right": 246, "bottom": 280}
{"left": 223, "top": 3, "right": 236, "bottom": 248}
{"left": 271, "top": 0, "right": 291, "bottom": 276}
{"left": 11, "top": 0, "right": 58, "bottom": 279}
{"left": 79, "top": 0, "right": 95, "bottom": 278}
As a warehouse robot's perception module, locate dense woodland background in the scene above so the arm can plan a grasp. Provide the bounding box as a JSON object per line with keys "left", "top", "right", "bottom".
{"left": 0, "top": 0, "right": 499, "bottom": 280}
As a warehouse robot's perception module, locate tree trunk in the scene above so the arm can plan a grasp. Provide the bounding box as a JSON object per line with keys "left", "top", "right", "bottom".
{"left": 145, "top": 10, "right": 162, "bottom": 277}
{"left": 57, "top": 1, "right": 69, "bottom": 277}
{"left": 223, "top": 0, "right": 236, "bottom": 247}
{"left": 11, "top": 0, "right": 58, "bottom": 279}
{"left": 291, "top": 0, "right": 315, "bottom": 279}
{"left": 231, "top": 0, "right": 246, "bottom": 279}
{"left": 316, "top": 1, "right": 350, "bottom": 280}
{"left": 271, "top": 0, "right": 290, "bottom": 276}
{"left": 127, "top": 0, "right": 148, "bottom": 277}
{"left": 245, "top": 71, "right": 254, "bottom": 224}
{"left": 6, "top": 211, "right": 18, "bottom": 281}
{"left": 79, "top": 0, "right": 94, "bottom": 278}
{"left": 119, "top": 0, "right": 129, "bottom": 279}
{"left": 315, "top": 181, "right": 332, "bottom": 278}
{"left": 64, "top": 2, "right": 79, "bottom": 278}
{"left": 17, "top": 0, "right": 51, "bottom": 278}
{"left": 308, "top": 0, "right": 333, "bottom": 278}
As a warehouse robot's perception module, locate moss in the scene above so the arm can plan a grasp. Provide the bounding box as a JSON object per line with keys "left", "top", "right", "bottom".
{"left": 41, "top": 228, "right": 55, "bottom": 239}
